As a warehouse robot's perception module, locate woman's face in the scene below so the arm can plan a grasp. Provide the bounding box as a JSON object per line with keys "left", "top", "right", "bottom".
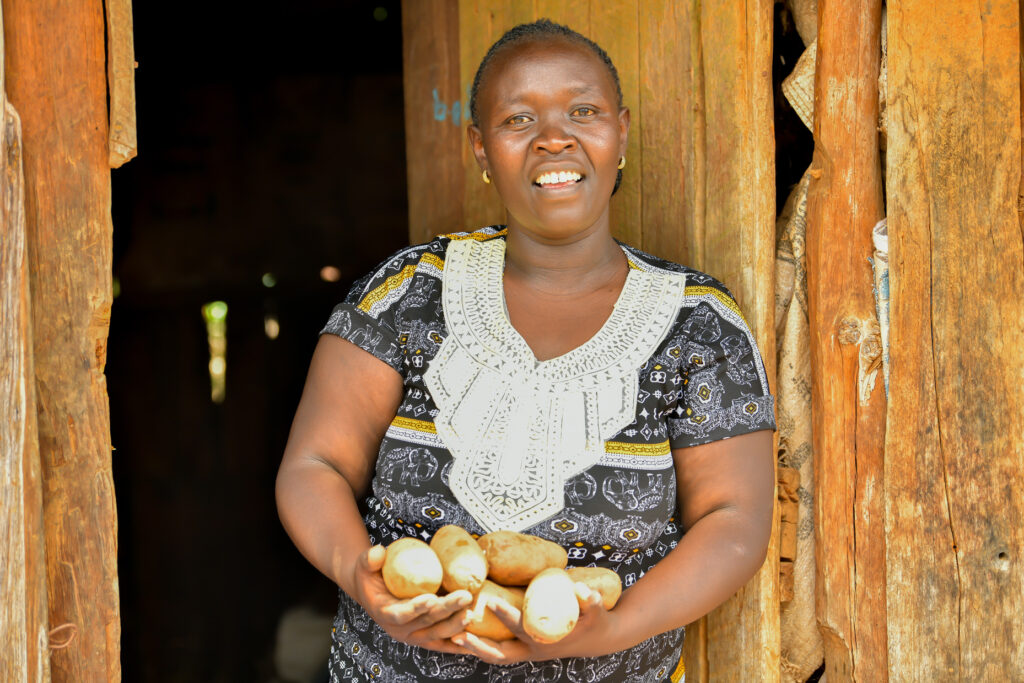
{"left": 469, "top": 38, "right": 629, "bottom": 242}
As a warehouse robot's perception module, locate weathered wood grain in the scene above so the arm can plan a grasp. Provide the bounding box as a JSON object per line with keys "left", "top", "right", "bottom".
{"left": 804, "top": 1, "right": 887, "bottom": 680}
{"left": 698, "top": 1, "right": 779, "bottom": 680}
{"left": 637, "top": 0, "right": 695, "bottom": 264}
{"left": 532, "top": 0, "right": 589, "bottom": 32}
{"left": 885, "top": 0, "right": 1024, "bottom": 678}
{"left": 105, "top": 0, "right": 136, "bottom": 168}
{"left": 457, "top": 1, "right": 508, "bottom": 230}
{"left": 2, "top": 0, "right": 121, "bottom": 679}
{"left": 1, "top": 69, "right": 50, "bottom": 683}
{"left": 587, "top": 1, "right": 643, "bottom": 249}
{"left": 401, "top": 0, "right": 465, "bottom": 242}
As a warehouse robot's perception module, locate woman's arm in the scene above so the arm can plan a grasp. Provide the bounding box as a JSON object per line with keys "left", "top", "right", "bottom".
{"left": 610, "top": 428, "right": 776, "bottom": 642}
{"left": 276, "top": 334, "right": 401, "bottom": 592}
{"left": 275, "top": 335, "right": 473, "bottom": 653}
{"left": 453, "top": 429, "right": 775, "bottom": 662}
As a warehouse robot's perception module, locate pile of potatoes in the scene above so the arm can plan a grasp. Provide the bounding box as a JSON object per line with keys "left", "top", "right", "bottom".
{"left": 382, "top": 525, "right": 622, "bottom": 644}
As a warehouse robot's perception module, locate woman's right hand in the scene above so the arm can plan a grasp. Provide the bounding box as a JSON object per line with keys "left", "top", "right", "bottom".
{"left": 351, "top": 545, "right": 475, "bottom": 654}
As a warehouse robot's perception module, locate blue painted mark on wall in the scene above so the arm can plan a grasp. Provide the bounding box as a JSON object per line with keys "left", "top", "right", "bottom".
{"left": 432, "top": 85, "right": 472, "bottom": 126}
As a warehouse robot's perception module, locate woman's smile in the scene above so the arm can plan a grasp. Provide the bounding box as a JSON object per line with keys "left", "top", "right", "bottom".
{"left": 532, "top": 168, "right": 585, "bottom": 192}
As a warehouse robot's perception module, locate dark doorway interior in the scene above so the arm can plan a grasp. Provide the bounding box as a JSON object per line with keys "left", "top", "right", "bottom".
{"left": 108, "top": 3, "right": 407, "bottom": 681}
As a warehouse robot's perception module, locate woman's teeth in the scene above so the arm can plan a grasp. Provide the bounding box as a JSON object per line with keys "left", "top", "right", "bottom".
{"left": 535, "top": 171, "right": 582, "bottom": 186}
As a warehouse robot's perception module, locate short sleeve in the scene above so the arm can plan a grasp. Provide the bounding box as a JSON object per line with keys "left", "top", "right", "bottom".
{"left": 666, "top": 285, "right": 776, "bottom": 449}
{"left": 319, "top": 247, "right": 424, "bottom": 375}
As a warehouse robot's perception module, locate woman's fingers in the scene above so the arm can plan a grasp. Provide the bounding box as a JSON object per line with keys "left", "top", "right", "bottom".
{"left": 411, "top": 608, "right": 472, "bottom": 641}
{"left": 486, "top": 595, "right": 527, "bottom": 638}
{"left": 574, "top": 583, "right": 604, "bottom": 613}
{"left": 359, "top": 544, "right": 387, "bottom": 573}
{"left": 451, "top": 631, "right": 513, "bottom": 663}
{"left": 407, "top": 590, "right": 473, "bottom": 630}
{"left": 378, "top": 592, "right": 436, "bottom": 626}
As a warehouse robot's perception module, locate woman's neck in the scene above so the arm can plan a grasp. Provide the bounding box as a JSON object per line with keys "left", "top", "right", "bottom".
{"left": 503, "top": 222, "right": 627, "bottom": 297}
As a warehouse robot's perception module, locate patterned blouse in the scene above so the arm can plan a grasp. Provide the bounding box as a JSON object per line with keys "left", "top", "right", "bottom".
{"left": 320, "top": 227, "right": 775, "bottom": 683}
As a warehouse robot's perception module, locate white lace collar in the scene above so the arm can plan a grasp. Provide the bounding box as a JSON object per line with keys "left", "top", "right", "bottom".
{"left": 424, "top": 237, "right": 685, "bottom": 532}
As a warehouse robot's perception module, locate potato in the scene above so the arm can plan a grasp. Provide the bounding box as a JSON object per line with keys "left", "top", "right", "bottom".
{"left": 430, "top": 525, "right": 489, "bottom": 594}
{"left": 382, "top": 538, "right": 443, "bottom": 599}
{"left": 567, "top": 567, "right": 623, "bottom": 610}
{"left": 477, "top": 531, "right": 568, "bottom": 586}
{"left": 464, "top": 580, "right": 525, "bottom": 641}
{"left": 522, "top": 568, "right": 580, "bottom": 643}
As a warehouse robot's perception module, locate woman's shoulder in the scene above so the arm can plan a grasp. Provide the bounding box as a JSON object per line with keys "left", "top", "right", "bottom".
{"left": 618, "top": 242, "right": 736, "bottom": 301}
{"left": 341, "top": 226, "right": 506, "bottom": 311}
{"left": 362, "top": 226, "right": 508, "bottom": 278}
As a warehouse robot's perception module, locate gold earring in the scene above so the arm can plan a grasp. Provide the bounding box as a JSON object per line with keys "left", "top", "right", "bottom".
{"left": 482, "top": 170, "right": 491, "bottom": 184}
{"left": 617, "top": 157, "right": 626, "bottom": 170}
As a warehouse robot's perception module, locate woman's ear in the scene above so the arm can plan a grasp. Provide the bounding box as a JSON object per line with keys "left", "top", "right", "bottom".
{"left": 618, "top": 106, "right": 631, "bottom": 159}
{"left": 467, "top": 124, "right": 489, "bottom": 174}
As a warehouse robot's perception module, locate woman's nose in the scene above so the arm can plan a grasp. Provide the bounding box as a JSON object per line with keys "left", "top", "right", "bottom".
{"left": 532, "top": 121, "right": 576, "bottom": 154}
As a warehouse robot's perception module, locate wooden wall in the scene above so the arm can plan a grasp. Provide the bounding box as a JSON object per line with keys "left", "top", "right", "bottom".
{"left": 805, "top": 1, "right": 887, "bottom": 679}
{"left": 401, "top": 2, "right": 780, "bottom": 681}
{"left": 1, "top": 8, "right": 49, "bottom": 678}
{"left": 2, "top": 0, "right": 128, "bottom": 679}
{"left": 884, "top": 0, "right": 1024, "bottom": 678}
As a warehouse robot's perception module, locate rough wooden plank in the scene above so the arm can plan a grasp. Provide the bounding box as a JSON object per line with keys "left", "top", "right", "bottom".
{"left": 105, "top": 0, "right": 136, "bottom": 168}
{"left": 699, "top": 1, "right": 779, "bottom": 681}
{"left": 402, "top": 0, "right": 464, "bottom": 242}
{"left": 637, "top": 0, "right": 694, "bottom": 264}
{"left": 532, "top": 0, "right": 589, "bottom": 32}
{"left": 458, "top": 0, "right": 507, "bottom": 230}
{"left": 885, "top": 1, "right": 1024, "bottom": 679}
{"left": 804, "top": 1, "right": 887, "bottom": 680}
{"left": 682, "top": 615, "right": 708, "bottom": 683}
{"left": 588, "top": 1, "right": 643, "bottom": 249}
{"left": 1, "top": 85, "right": 50, "bottom": 683}
{"left": 2, "top": 0, "right": 121, "bottom": 679}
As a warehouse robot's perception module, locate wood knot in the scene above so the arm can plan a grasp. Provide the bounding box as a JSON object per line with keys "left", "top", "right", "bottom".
{"left": 860, "top": 319, "right": 882, "bottom": 360}
{"left": 837, "top": 317, "right": 861, "bottom": 344}
{"left": 996, "top": 551, "right": 1010, "bottom": 572}
{"left": 48, "top": 622, "right": 78, "bottom": 650}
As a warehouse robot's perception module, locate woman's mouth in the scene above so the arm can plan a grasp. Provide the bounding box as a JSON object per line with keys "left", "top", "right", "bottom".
{"left": 533, "top": 170, "right": 584, "bottom": 189}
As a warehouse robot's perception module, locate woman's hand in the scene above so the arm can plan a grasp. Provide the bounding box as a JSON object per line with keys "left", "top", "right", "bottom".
{"left": 450, "top": 582, "right": 620, "bottom": 665}
{"left": 351, "top": 545, "right": 475, "bottom": 655}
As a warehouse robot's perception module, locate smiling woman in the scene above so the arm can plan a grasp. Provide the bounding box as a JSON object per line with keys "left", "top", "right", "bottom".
{"left": 467, "top": 34, "right": 628, "bottom": 243}
{"left": 276, "top": 19, "right": 777, "bottom": 683}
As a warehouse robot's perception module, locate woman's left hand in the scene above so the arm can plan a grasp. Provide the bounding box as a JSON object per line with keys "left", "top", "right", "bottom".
{"left": 450, "top": 582, "right": 621, "bottom": 665}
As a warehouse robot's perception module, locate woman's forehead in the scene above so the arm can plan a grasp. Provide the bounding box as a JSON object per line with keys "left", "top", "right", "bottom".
{"left": 481, "top": 37, "right": 616, "bottom": 102}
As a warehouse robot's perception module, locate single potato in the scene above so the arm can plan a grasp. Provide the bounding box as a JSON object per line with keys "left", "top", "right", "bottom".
{"left": 430, "top": 525, "right": 489, "bottom": 594}
{"left": 477, "top": 530, "right": 568, "bottom": 586}
{"left": 567, "top": 566, "right": 623, "bottom": 610}
{"left": 464, "top": 580, "right": 525, "bottom": 641}
{"left": 522, "top": 568, "right": 580, "bottom": 643}
{"left": 381, "top": 537, "right": 443, "bottom": 599}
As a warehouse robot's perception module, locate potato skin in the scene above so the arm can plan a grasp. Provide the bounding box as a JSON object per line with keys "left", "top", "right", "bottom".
{"left": 567, "top": 567, "right": 623, "bottom": 610}
{"left": 430, "top": 525, "right": 489, "bottom": 594}
{"left": 464, "top": 580, "right": 524, "bottom": 641}
{"left": 382, "top": 538, "right": 443, "bottom": 599}
{"left": 522, "top": 568, "right": 580, "bottom": 643}
{"left": 477, "top": 531, "right": 568, "bottom": 586}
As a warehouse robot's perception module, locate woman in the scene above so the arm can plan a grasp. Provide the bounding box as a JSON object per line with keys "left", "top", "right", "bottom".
{"left": 277, "top": 19, "right": 776, "bottom": 682}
